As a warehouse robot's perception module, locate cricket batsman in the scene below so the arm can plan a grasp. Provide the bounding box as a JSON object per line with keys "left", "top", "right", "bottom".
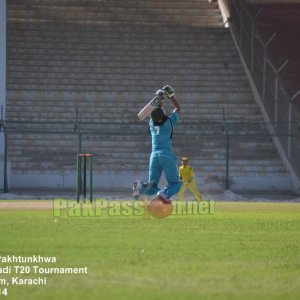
{"left": 133, "top": 85, "right": 182, "bottom": 203}
{"left": 178, "top": 157, "right": 204, "bottom": 203}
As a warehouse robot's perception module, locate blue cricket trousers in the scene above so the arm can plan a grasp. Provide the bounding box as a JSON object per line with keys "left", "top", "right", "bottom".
{"left": 146, "top": 149, "right": 182, "bottom": 199}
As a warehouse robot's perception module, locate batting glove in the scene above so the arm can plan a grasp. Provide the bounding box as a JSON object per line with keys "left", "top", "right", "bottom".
{"left": 162, "top": 85, "right": 175, "bottom": 98}
{"left": 155, "top": 89, "right": 165, "bottom": 101}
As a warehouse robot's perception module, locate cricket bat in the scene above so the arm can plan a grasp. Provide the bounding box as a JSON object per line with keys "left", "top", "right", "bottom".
{"left": 137, "top": 96, "right": 161, "bottom": 121}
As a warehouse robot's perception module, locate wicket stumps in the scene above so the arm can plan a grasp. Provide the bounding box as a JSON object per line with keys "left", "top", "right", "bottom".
{"left": 76, "top": 153, "right": 93, "bottom": 203}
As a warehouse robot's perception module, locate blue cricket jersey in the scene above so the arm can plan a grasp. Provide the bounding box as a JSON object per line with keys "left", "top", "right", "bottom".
{"left": 149, "top": 111, "right": 179, "bottom": 151}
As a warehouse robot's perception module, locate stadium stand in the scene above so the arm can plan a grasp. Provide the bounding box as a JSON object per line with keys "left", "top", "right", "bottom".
{"left": 5, "top": 0, "right": 294, "bottom": 192}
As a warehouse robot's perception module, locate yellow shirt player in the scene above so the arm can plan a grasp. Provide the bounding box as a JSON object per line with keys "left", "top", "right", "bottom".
{"left": 178, "top": 157, "right": 203, "bottom": 203}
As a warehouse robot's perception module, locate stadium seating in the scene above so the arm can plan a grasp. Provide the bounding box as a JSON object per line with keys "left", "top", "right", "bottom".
{"left": 5, "top": 0, "right": 293, "bottom": 192}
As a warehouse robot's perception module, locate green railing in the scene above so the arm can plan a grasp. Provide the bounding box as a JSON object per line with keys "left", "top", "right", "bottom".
{"left": 1, "top": 112, "right": 299, "bottom": 192}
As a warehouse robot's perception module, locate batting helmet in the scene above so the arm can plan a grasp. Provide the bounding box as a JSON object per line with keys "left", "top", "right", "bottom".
{"left": 151, "top": 107, "right": 168, "bottom": 126}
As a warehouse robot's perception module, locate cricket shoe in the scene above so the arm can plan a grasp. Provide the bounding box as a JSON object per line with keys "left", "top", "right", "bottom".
{"left": 132, "top": 180, "right": 157, "bottom": 199}
{"left": 156, "top": 191, "right": 171, "bottom": 204}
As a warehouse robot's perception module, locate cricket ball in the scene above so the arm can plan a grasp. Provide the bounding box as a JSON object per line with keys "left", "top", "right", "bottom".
{"left": 148, "top": 199, "right": 173, "bottom": 219}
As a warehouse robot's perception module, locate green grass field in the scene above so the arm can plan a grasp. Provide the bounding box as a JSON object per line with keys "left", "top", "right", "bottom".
{"left": 0, "top": 200, "right": 299, "bottom": 300}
